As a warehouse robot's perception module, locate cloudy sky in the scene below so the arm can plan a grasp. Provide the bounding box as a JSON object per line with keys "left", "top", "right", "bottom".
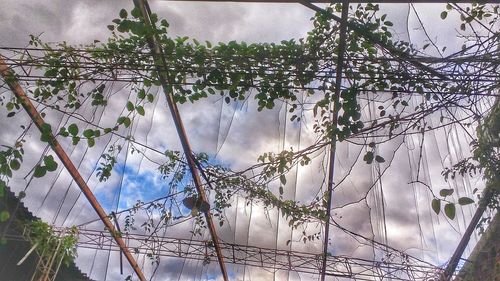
{"left": 0, "top": 1, "right": 494, "bottom": 281}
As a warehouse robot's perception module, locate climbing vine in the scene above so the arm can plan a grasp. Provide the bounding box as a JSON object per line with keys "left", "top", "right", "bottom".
{"left": 0, "top": 3, "right": 498, "bottom": 234}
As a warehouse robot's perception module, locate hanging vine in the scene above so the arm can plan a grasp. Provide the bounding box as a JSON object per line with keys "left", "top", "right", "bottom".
{"left": 0, "top": 3, "right": 498, "bottom": 234}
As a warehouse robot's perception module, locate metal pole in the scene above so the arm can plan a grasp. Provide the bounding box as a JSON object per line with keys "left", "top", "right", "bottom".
{"left": 131, "top": 1, "right": 229, "bottom": 280}
{"left": 441, "top": 187, "right": 496, "bottom": 280}
{"left": 319, "top": 2, "right": 349, "bottom": 280}
{"left": 112, "top": 212, "right": 124, "bottom": 275}
{"left": 0, "top": 56, "right": 147, "bottom": 281}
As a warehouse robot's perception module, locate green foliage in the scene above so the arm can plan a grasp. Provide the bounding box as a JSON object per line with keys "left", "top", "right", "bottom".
{"left": 432, "top": 199, "right": 440, "bottom": 215}
{"left": 28, "top": 220, "right": 78, "bottom": 267}
{"left": 33, "top": 164, "right": 46, "bottom": 178}
{"left": 444, "top": 203, "right": 456, "bottom": 220}
{"left": 0, "top": 210, "right": 10, "bottom": 222}
{"left": 363, "top": 150, "right": 384, "bottom": 165}
{"left": 438, "top": 99, "right": 499, "bottom": 221}
{"left": 33, "top": 155, "right": 59, "bottom": 178}
{"left": 458, "top": 197, "right": 474, "bottom": 205}
{"left": 440, "top": 188, "right": 454, "bottom": 197}
{"left": 26, "top": 3, "right": 438, "bottom": 156}
{"left": 0, "top": 142, "right": 26, "bottom": 221}
{"left": 68, "top": 123, "right": 78, "bottom": 136}
{"left": 96, "top": 144, "right": 121, "bottom": 182}
{"left": 2, "top": 2, "right": 497, "bottom": 234}
{"left": 432, "top": 188, "right": 477, "bottom": 220}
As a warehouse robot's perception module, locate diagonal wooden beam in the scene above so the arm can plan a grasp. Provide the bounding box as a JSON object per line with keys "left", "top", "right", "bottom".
{"left": 131, "top": 0, "right": 229, "bottom": 280}
{"left": 0, "top": 55, "right": 147, "bottom": 281}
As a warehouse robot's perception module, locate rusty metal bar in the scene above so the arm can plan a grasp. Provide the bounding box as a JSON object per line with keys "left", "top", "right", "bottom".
{"left": 320, "top": 1, "right": 349, "bottom": 281}
{"left": 131, "top": 0, "right": 229, "bottom": 280}
{"left": 0, "top": 55, "right": 147, "bottom": 281}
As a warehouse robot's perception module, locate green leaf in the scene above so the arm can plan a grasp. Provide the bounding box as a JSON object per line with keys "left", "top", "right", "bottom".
{"left": 0, "top": 211, "right": 10, "bottom": 222}
{"left": 137, "top": 89, "right": 146, "bottom": 99}
{"left": 280, "top": 175, "right": 287, "bottom": 185}
{"left": 375, "top": 155, "right": 385, "bottom": 163}
{"left": 43, "top": 155, "right": 58, "bottom": 172}
{"left": 136, "top": 106, "right": 145, "bottom": 116}
{"left": 1, "top": 163, "right": 12, "bottom": 178}
{"left": 431, "top": 199, "right": 440, "bottom": 215}
{"left": 119, "top": 9, "right": 128, "bottom": 19}
{"left": 123, "top": 117, "right": 131, "bottom": 128}
{"left": 444, "top": 203, "right": 455, "bottom": 220}
{"left": 33, "top": 165, "right": 46, "bottom": 178}
{"left": 44, "top": 68, "right": 58, "bottom": 77}
{"left": 87, "top": 138, "right": 95, "bottom": 148}
{"left": 131, "top": 7, "right": 141, "bottom": 18}
{"left": 147, "top": 94, "right": 154, "bottom": 103}
{"left": 72, "top": 136, "right": 80, "bottom": 145}
{"left": 41, "top": 123, "right": 52, "bottom": 134}
{"left": 83, "top": 129, "right": 94, "bottom": 138}
{"left": 40, "top": 132, "right": 52, "bottom": 143}
{"left": 363, "top": 151, "right": 374, "bottom": 164}
{"left": 439, "top": 188, "right": 454, "bottom": 197}
{"left": 10, "top": 159, "right": 20, "bottom": 171}
{"left": 126, "top": 101, "right": 134, "bottom": 111}
{"left": 0, "top": 180, "right": 6, "bottom": 197}
{"left": 458, "top": 197, "right": 474, "bottom": 205}
{"left": 68, "top": 123, "right": 79, "bottom": 136}
{"left": 440, "top": 11, "right": 448, "bottom": 20}
{"left": 58, "top": 127, "right": 69, "bottom": 137}
{"left": 117, "top": 116, "right": 126, "bottom": 125}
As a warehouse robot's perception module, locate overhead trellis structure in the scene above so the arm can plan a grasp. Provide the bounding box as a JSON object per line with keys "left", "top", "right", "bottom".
{"left": 0, "top": 1, "right": 498, "bottom": 281}
{"left": 5, "top": 226, "right": 443, "bottom": 280}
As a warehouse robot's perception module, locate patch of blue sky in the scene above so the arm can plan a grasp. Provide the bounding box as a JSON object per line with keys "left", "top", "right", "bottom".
{"left": 117, "top": 164, "right": 171, "bottom": 209}
{"left": 94, "top": 154, "right": 235, "bottom": 216}
{"left": 95, "top": 163, "right": 174, "bottom": 213}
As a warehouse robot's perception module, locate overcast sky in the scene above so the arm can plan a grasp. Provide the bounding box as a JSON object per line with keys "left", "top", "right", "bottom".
{"left": 0, "top": 1, "right": 492, "bottom": 281}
